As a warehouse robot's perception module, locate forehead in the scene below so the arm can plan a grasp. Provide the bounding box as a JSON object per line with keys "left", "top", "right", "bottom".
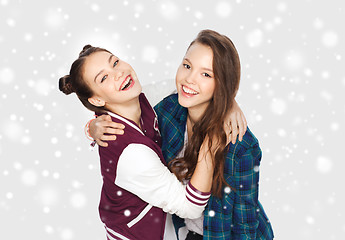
{"left": 85, "top": 51, "right": 112, "bottom": 66}
{"left": 185, "top": 43, "right": 213, "bottom": 66}
{"left": 83, "top": 51, "right": 111, "bottom": 73}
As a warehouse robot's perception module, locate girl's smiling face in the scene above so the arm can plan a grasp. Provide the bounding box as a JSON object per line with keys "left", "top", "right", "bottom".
{"left": 175, "top": 42, "right": 216, "bottom": 114}
{"left": 82, "top": 51, "right": 142, "bottom": 109}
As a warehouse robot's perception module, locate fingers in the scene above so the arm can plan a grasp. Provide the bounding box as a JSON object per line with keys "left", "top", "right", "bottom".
{"left": 230, "top": 119, "right": 238, "bottom": 144}
{"left": 96, "top": 139, "right": 108, "bottom": 147}
{"left": 106, "top": 121, "right": 125, "bottom": 130}
{"left": 104, "top": 128, "right": 124, "bottom": 135}
{"left": 101, "top": 135, "right": 117, "bottom": 141}
{"left": 242, "top": 112, "right": 248, "bottom": 130}
{"left": 237, "top": 112, "right": 245, "bottom": 142}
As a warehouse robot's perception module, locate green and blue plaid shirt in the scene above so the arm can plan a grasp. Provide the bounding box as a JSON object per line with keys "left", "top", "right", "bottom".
{"left": 154, "top": 94, "right": 274, "bottom": 239}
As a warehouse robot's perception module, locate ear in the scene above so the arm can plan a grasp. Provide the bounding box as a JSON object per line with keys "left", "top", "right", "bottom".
{"left": 88, "top": 97, "right": 105, "bottom": 107}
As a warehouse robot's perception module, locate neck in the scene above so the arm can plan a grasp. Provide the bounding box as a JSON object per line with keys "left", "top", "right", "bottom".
{"left": 106, "top": 98, "right": 141, "bottom": 126}
{"left": 187, "top": 107, "right": 205, "bottom": 127}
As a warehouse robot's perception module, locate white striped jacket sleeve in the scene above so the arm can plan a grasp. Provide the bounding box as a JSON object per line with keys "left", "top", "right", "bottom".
{"left": 115, "top": 143, "right": 211, "bottom": 219}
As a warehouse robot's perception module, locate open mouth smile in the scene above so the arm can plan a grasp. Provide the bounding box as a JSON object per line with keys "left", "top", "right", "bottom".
{"left": 119, "top": 75, "right": 134, "bottom": 91}
{"left": 182, "top": 85, "right": 198, "bottom": 95}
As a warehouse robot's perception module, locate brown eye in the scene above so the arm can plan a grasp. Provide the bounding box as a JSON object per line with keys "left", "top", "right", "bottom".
{"left": 113, "top": 60, "right": 119, "bottom": 67}
{"left": 101, "top": 75, "right": 108, "bottom": 82}
{"left": 183, "top": 64, "right": 191, "bottom": 69}
{"left": 203, "top": 73, "right": 211, "bottom": 78}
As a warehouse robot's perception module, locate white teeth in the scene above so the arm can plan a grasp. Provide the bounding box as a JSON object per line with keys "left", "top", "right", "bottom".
{"left": 121, "top": 77, "right": 132, "bottom": 90}
{"left": 182, "top": 86, "right": 198, "bottom": 95}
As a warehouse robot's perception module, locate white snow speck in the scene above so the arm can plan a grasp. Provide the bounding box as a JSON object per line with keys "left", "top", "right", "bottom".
{"left": 277, "top": 128, "right": 287, "bottom": 137}
{"left": 224, "top": 187, "right": 231, "bottom": 194}
{"left": 313, "top": 18, "right": 324, "bottom": 29}
{"left": 21, "top": 169, "right": 38, "bottom": 186}
{"left": 42, "top": 170, "right": 50, "bottom": 177}
{"left": 3, "top": 121, "right": 23, "bottom": 141}
{"left": 43, "top": 206, "right": 50, "bottom": 213}
{"left": 34, "top": 79, "right": 52, "bottom": 96}
{"left": 316, "top": 156, "right": 332, "bottom": 174}
{"left": 24, "top": 33, "right": 33, "bottom": 42}
{"left": 159, "top": 1, "right": 179, "bottom": 20}
{"left": 124, "top": 209, "right": 131, "bottom": 217}
{"left": 304, "top": 68, "right": 313, "bottom": 77}
{"left": 322, "top": 31, "right": 338, "bottom": 48}
{"left": 270, "top": 98, "right": 287, "bottom": 115}
{"left": 284, "top": 50, "right": 304, "bottom": 71}
{"left": 215, "top": 1, "right": 232, "bottom": 18}
{"left": 45, "top": 225, "right": 54, "bottom": 234}
{"left": 208, "top": 210, "right": 215, "bottom": 217}
{"left": 1, "top": 0, "right": 9, "bottom": 6}
{"left": 117, "top": 190, "right": 123, "bottom": 196}
{"left": 55, "top": 151, "right": 62, "bottom": 158}
{"left": 60, "top": 228, "right": 74, "bottom": 240}
{"left": 246, "top": 29, "right": 264, "bottom": 47}
{"left": 320, "top": 91, "right": 333, "bottom": 102}
{"left": 194, "top": 11, "right": 203, "bottom": 20}
{"left": 14, "top": 162, "right": 23, "bottom": 170}
{"left": 91, "top": 4, "right": 100, "bottom": 12}
{"left": 51, "top": 137, "right": 58, "bottom": 144}
{"left": 6, "top": 18, "right": 16, "bottom": 27}
{"left": 45, "top": 9, "right": 64, "bottom": 28}
{"left": 277, "top": 2, "right": 287, "bottom": 12}
{"left": 6, "top": 192, "right": 13, "bottom": 199}
{"left": 330, "top": 122, "right": 339, "bottom": 131}
{"left": 0, "top": 67, "right": 15, "bottom": 84}
{"left": 253, "top": 166, "right": 260, "bottom": 172}
{"left": 142, "top": 46, "right": 159, "bottom": 63}
{"left": 306, "top": 216, "right": 315, "bottom": 224}
{"left": 70, "top": 192, "right": 87, "bottom": 209}
{"left": 38, "top": 187, "right": 59, "bottom": 206}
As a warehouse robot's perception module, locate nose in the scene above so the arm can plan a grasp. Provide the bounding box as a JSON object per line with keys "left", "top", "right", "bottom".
{"left": 185, "top": 71, "right": 196, "bottom": 84}
{"left": 112, "top": 70, "right": 124, "bottom": 82}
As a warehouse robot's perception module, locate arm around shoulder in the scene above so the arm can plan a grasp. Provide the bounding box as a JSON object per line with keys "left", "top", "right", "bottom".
{"left": 115, "top": 143, "right": 210, "bottom": 219}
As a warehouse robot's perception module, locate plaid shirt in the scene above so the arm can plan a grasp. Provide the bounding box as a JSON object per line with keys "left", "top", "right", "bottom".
{"left": 154, "top": 94, "right": 274, "bottom": 239}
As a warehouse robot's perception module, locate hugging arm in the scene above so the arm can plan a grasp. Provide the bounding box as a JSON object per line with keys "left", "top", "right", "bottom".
{"left": 87, "top": 100, "right": 247, "bottom": 146}
{"left": 108, "top": 140, "right": 213, "bottom": 219}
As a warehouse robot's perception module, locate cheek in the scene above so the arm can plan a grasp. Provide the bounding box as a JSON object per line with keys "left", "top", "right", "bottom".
{"left": 175, "top": 67, "right": 184, "bottom": 84}
{"left": 205, "top": 81, "right": 216, "bottom": 96}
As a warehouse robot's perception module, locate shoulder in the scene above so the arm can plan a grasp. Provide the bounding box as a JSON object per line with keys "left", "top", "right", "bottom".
{"left": 154, "top": 93, "right": 187, "bottom": 127}
{"left": 236, "top": 127, "right": 259, "bottom": 150}
{"left": 154, "top": 93, "right": 179, "bottom": 113}
{"left": 227, "top": 127, "right": 261, "bottom": 163}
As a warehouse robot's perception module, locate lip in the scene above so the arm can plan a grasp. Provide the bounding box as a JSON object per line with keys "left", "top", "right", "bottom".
{"left": 119, "top": 75, "right": 135, "bottom": 91}
{"left": 180, "top": 85, "right": 198, "bottom": 98}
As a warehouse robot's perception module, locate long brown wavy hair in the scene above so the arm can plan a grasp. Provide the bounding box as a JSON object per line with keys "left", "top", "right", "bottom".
{"left": 169, "top": 30, "right": 241, "bottom": 198}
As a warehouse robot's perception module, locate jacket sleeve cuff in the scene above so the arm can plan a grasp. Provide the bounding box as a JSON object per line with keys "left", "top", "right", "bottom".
{"left": 185, "top": 181, "right": 211, "bottom": 207}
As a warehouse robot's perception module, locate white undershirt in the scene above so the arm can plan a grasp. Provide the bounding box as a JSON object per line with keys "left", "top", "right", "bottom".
{"left": 176, "top": 126, "right": 204, "bottom": 236}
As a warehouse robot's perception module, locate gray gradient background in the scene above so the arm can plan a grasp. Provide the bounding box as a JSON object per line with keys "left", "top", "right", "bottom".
{"left": 1, "top": 0, "right": 344, "bottom": 239}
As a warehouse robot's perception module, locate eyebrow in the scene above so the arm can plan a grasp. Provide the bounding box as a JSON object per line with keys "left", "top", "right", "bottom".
{"left": 94, "top": 54, "right": 114, "bottom": 82}
{"left": 184, "top": 58, "right": 213, "bottom": 72}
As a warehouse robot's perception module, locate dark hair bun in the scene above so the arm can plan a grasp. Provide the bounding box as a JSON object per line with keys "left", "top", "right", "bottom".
{"left": 59, "top": 75, "right": 74, "bottom": 95}
{"left": 79, "top": 44, "right": 93, "bottom": 57}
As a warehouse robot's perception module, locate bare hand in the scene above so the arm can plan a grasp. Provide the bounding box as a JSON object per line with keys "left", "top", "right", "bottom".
{"left": 226, "top": 100, "right": 247, "bottom": 144}
{"left": 89, "top": 115, "right": 125, "bottom": 147}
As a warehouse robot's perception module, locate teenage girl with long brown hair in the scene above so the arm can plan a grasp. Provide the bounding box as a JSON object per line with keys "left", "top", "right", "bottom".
{"left": 89, "top": 29, "right": 274, "bottom": 239}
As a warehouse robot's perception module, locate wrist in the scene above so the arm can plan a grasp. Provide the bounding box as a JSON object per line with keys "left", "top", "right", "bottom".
{"left": 84, "top": 119, "right": 95, "bottom": 141}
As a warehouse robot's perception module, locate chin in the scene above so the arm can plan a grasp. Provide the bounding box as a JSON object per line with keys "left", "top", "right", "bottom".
{"left": 177, "top": 94, "right": 192, "bottom": 108}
